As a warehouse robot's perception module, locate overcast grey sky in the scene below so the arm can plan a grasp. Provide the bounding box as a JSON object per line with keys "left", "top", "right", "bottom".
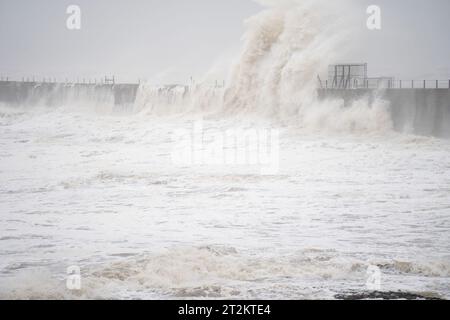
{"left": 0, "top": 0, "right": 449, "bottom": 83}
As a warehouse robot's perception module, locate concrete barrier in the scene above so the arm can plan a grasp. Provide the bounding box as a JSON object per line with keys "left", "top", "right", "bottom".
{"left": 1, "top": 81, "right": 449, "bottom": 138}
{"left": 0, "top": 81, "right": 139, "bottom": 108}
{"left": 318, "top": 88, "right": 450, "bottom": 138}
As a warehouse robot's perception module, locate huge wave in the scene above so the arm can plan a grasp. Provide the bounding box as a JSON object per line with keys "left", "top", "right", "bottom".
{"left": 1, "top": 0, "right": 448, "bottom": 137}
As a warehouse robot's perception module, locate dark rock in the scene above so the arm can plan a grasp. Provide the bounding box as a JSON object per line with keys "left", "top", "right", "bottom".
{"left": 335, "top": 291, "right": 444, "bottom": 300}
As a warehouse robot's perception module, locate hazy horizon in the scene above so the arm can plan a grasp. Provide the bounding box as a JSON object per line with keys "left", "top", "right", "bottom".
{"left": 0, "top": 0, "right": 449, "bottom": 83}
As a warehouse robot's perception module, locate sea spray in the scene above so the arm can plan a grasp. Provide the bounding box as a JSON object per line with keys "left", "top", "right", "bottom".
{"left": 222, "top": 0, "right": 393, "bottom": 132}
{"left": 224, "top": 0, "right": 345, "bottom": 117}
{"left": 132, "top": 0, "right": 393, "bottom": 134}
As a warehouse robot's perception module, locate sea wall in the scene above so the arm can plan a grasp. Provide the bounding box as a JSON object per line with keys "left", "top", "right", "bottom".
{"left": 318, "top": 88, "right": 450, "bottom": 138}
{"left": 1, "top": 81, "right": 449, "bottom": 138}
{"left": 0, "top": 81, "right": 139, "bottom": 109}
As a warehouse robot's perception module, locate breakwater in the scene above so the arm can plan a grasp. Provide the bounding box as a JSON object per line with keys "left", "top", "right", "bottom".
{"left": 318, "top": 88, "right": 450, "bottom": 138}
{"left": 0, "top": 81, "right": 139, "bottom": 109}
{"left": 1, "top": 80, "right": 449, "bottom": 138}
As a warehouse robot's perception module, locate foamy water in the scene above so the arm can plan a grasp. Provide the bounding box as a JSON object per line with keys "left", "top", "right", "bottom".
{"left": 0, "top": 0, "right": 449, "bottom": 300}
{"left": 0, "top": 107, "right": 449, "bottom": 299}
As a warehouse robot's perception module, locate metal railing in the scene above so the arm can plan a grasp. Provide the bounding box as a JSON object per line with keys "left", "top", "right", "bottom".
{"left": 319, "top": 77, "right": 450, "bottom": 90}
{"left": 384, "top": 80, "right": 450, "bottom": 89}
{"left": 0, "top": 75, "right": 127, "bottom": 85}
{"left": 0, "top": 76, "right": 227, "bottom": 87}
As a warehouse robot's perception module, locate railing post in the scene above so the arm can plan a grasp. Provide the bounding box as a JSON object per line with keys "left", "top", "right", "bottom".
{"left": 436, "top": 80, "right": 438, "bottom": 89}
{"left": 423, "top": 80, "right": 426, "bottom": 89}
{"left": 400, "top": 80, "right": 402, "bottom": 89}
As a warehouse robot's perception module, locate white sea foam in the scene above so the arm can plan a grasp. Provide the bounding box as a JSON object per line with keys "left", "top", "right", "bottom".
{"left": 2, "top": 246, "right": 449, "bottom": 300}
{"left": 0, "top": 0, "right": 449, "bottom": 300}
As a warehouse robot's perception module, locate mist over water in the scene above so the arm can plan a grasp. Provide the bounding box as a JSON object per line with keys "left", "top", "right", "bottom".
{"left": 0, "top": 0, "right": 449, "bottom": 300}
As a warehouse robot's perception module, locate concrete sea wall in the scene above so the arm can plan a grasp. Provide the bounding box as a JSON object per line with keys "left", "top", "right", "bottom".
{"left": 0, "top": 81, "right": 139, "bottom": 109}
{"left": 318, "top": 88, "right": 450, "bottom": 138}
{"left": 1, "top": 81, "right": 449, "bottom": 138}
